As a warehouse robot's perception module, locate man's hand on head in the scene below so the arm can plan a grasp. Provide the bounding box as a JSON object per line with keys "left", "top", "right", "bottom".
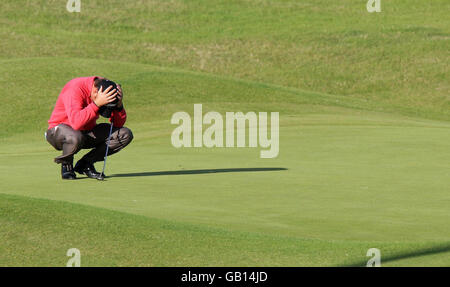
{"left": 94, "top": 85, "right": 118, "bottom": 107}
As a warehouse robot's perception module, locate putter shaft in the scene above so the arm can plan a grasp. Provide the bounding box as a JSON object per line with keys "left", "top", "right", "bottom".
{"left": 100, "top": 122, "right": 114, "bottom": 178}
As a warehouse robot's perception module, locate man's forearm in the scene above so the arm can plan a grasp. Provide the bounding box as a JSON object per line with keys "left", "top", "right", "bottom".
{"left": 111, "top": 108, "right": 127, "bottom": 128}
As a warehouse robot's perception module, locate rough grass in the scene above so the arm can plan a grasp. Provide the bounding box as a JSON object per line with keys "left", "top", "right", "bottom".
{"left": 0, "top": 0, "right": 448, "bottom": 120}
{"left": 1, "top": 194, "right": 449, "bottom": 266}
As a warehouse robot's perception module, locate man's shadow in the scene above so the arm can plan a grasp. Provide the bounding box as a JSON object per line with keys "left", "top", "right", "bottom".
{"left": 110, "top": 167, "right": 287, "bottom": 178}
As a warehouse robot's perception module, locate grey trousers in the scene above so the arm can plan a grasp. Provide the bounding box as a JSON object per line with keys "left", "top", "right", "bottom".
{"left": 45, "top": 123, "right": 133, "bottom": 164}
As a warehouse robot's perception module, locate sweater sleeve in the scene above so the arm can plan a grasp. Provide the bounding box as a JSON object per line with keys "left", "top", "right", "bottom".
{"left": 62, "top": 88, "right": 99, "bottom": 130}
{"left": 110, "top": 108, "right": 127, "bottom": 128}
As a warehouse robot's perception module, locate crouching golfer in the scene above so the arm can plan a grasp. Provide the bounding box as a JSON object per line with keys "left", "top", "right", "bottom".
{"left": 46, "top": 76, "right": 133, "bottom": 180}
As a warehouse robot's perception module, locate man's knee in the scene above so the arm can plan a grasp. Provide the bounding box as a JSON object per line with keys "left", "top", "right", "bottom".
{"left": 47, "top": 124, "right": 84, "bottom": 151}
{"left": 119, "top": 127, "right": 133, "bottom": 146}
{"left": 111, "top": 127, "right": 133, "bottom": 150}
{"left": 65, "top": 130, "right": 84, "bottom": 150}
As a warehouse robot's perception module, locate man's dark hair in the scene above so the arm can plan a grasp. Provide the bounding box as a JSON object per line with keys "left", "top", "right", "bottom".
{"left": 94, "top": 77, "right": 117, "bottom": 92}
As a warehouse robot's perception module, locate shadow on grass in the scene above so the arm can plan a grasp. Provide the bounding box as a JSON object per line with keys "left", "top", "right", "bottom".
{"left": 110, "top": 167, "right": 287, "bottom": 178}
{"left": 343, "top": 243, "right": 450, "bottom": 267}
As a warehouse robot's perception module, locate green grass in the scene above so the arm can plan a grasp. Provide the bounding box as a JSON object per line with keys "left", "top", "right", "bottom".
{"left": 2, "top": 193, "right": 448, "bottom": 267}
{"left": 0, "top": 0, "right": 449, "bottom": 266}
{"left": 1, "top": 0, "right": 448, "bottom": 120}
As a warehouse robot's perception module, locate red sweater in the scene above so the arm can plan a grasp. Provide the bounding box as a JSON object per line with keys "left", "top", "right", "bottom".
{"left": 48, "top": 77, "right": 127, "bottom": 130}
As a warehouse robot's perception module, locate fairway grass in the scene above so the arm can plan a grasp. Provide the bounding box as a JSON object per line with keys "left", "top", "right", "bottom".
{"left": 0, "top": 0, "right": 449, "bottom": 266}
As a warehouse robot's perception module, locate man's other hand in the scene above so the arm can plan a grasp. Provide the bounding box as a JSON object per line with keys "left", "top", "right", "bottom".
{"left": 116, "top": 84, "right": 123, "bottom": 109}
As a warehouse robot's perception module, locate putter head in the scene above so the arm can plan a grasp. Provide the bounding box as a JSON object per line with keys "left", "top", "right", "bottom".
{"left": 96, "top": 173, "right": 106, "bottom": 181}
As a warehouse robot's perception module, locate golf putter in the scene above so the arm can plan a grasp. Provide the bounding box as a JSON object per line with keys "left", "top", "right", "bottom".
{"left": 98, "top": 121, "right": 114, "bottom": 181}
